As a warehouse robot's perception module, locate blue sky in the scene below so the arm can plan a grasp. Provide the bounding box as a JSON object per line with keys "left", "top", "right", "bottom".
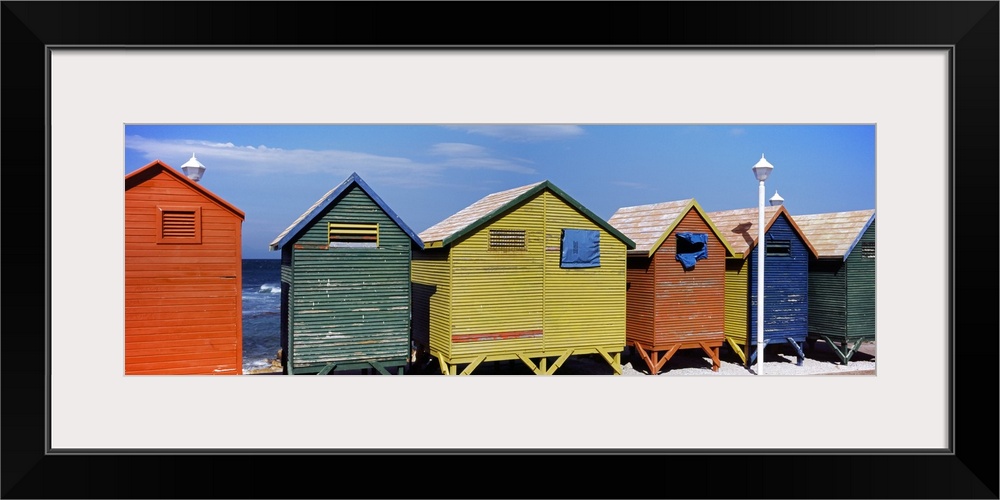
{"left": 125, "top": 124, "right": 876, "bottom": 259}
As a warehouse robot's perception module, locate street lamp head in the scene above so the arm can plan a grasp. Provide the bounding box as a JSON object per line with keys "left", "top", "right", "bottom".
{"left": 752, "top": 153, "right": 774, "bottom": 182}
{"left": 181, "top": 153, "right": 206, "bottom": 183}
{"left": 769, "top": 190, "right": 784, "bottom": 206}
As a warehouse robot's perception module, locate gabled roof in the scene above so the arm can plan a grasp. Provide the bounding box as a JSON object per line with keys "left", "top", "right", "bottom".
{"left": 608, "top": 198, "right": 735, "bottom": 258}
{"left": 705, "top": 205, "right": 817, "bottom": 259}
{"left": 419, "top": 180, "right": 635, "bottom": 249}
{"left": 792, "top": 209, "right": 875, "bottom": 261}
{"left": 269, "top": 172, "right": 423, "bottom": 251}
{"left": 125, "top": 160, "right": 245, "bottom": 219}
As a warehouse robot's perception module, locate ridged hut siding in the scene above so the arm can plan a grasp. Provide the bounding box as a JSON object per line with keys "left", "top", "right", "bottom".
{"left": 124, "top": 161, "right": 244, "bottom": 375}
{"left": 652, "top": 210, "right": 727, "bottom": 345}
{"left": 609, "top": 199, "right": 733, "bottom": 373}
{"left": 412, "top": 181, "right": 634, "bottom": 375}
{"left": 708, "top": 205, "right": 817, "bottom": 364}
{"left": 270, "top": 174, "right": 422, "bottom": 375}
{"left": 796, "top": 210, "right": 876, "bottom": 363}
{"left": 449, "top": 195, "right": 545, "bottom": 359}
{"left": 723, "top": 258, "right": 749, "bottom": 346}
{"left": 808, "top": 260, "right": 848, "bottom": 338}
{"left": 542, "top": 191, "right": 627, "bottom": 352}
{"left": 625, "top": 257, "right": 656, "bottom": 346}
{"left": 844, "top": 220, "right": 876, "bottom": 337}
{"left": 411, "top": 249, "right": 451, "bottom": 359}
{"left": 747, "top": 213, "right": 811, "bottom": 345}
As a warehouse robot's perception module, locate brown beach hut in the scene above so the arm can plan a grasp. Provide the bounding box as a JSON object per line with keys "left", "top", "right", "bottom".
{"left": 608, "top": 199, "right": 735, "bottom": 374}
{"left": 124, "top": 158, "right": 245, "bottom": 375}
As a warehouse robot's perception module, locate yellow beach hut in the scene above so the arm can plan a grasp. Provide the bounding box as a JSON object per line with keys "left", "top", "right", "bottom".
{"left": 411, "top": 180, "right": 635, "bottom": 375}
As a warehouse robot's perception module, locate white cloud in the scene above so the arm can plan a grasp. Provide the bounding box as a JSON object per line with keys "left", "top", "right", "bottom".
{"left": 428, "top": 142, "right": 488, "bottom": 157}
{"left": 446, "top": 125, "right": 585, "bottom": 142}
{"left": 427, "top": 142, "right": 537, "bottom": 174}
{"left": 125, "top": 135, "right": 440, "bottom": 180}
{"left": 124, "top": 135, "right": 537, "bottom": 185}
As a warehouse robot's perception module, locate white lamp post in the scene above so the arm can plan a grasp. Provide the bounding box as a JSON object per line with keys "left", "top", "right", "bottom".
{"left": 752, "top": 154, "right": 774, "bottom": 375}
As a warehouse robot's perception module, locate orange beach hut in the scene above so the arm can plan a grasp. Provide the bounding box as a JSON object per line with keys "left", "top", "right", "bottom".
{"left": 608, "top": 199, "right": 735, "bottom": 374}
{"left": 124, "top": 158, "right": 245, "bottom": 375}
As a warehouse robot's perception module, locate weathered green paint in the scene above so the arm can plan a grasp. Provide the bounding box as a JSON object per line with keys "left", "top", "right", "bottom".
{"left": 280, "top": 185, "right": 414, "bottom": 375}
{"left": 808, "top": 219, "right": 876, "bottom": 350}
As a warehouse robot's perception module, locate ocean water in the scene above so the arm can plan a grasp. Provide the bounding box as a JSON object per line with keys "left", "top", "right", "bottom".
{"left": 242, "top": 259, "right": 282, "bottom": 372}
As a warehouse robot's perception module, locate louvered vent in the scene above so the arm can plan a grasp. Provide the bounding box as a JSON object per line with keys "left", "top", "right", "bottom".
{"left": 861, "top": 241, "right": 875, "bottom": 259}
{"left": 328, "top": 222, "right": 379, "bottom": 248}
{"left": 156, "top": 205, "right": 201, "bottom": 244}
{"left": 489, "top": 229, "right": 526, "bottom": 250}
{"left": 162, "top": 210, "right": 197, "bottom": 238}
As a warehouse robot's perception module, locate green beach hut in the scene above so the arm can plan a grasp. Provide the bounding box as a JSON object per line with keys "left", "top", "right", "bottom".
{"left": 269, "top": 173, "right": 423, "bottom": 375}
{"left": 793, "top": 209, "right": 876, "bottom": 364}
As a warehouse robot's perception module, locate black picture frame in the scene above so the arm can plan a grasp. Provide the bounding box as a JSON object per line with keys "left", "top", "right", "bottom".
{"left": 3, "top": 2, "right": 997, "bottom": 498}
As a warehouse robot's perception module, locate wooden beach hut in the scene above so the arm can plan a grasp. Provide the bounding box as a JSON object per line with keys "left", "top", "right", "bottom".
{"left": 792, "top": 209, "right": 876, "bottom": 364}
{"left": 269, "top": 173, "right": 423, "bottom": 375}
{"left": 411, "top": 180, "right": 635, "bottom": 375}
{"left": 125, "top": 159, "right": 245, "bottom": 375}
{"left": 608, "top": 199, "right": 735, "bottom": 374}
{"left": 705, "top": 205, "right": 817, "bottom": 367}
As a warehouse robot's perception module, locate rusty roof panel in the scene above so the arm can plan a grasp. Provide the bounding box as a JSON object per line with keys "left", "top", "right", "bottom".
{"left": 419, "top": 182, "right": 545, "bottom": 243}
{"left": 608, "top": 199, "right": 693, "bottom": 253}
{"left": 792, "top": 209, "right": 875, "bottom": 260}
{"left": 704, "top": 206, "right": 784, "bottom": 256}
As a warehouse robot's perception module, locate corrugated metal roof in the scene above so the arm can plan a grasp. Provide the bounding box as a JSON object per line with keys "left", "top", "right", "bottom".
{"left": 125, "top": 160, "right": 245, "bottom": 219}
{"left": 608, "top": 198, "right": 735, "bottom": 257}
{"left": 792, "top": 209, "right": 875, "bottom": 260}
{"left": 419, "top": 182, "right": 544, "bottom": 244}
{"left": 269, "top": 172, "right": 423, "bottom": 251}
{"left": 419, "top": 180, "right": 635, "bottom": 249}
{"left": 705, "top": 205, "right": 817, "bottom": 259}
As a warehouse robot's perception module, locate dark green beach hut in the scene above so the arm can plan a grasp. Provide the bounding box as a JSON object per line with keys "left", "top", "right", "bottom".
{"left": 793, "top": 209, "right": 876, "bottom": 364}
{"left": 269, "top": 173, "right": 423, "bottom": 375}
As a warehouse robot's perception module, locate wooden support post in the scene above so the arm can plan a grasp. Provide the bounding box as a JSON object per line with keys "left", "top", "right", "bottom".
{"left": 368, "top": 360, "right": 391, "bottom": 376}
{"left": 539, "top": 357, "right": 547, "bottom": 374}
{"left": 317, "top": 363, "right": 337, "bottom": 375}
{"left": 748, "top": 339, "right": 769, "bottom": 365}
{"left": 726, "top": 337, "right": 747, "bottom": 365}
{"left": 595, "top": 347, "right": 622, "bottom": 375}
{"left": 460, "top": 355, "right": 487, "bottom": 375}
{"left": 820, "top": 335, "right": 849, "bottom": 365}
{"left": 632, "top": 342, "right": 655, "bottom": 374}
{"left": 437, "top": 355, "right": 449, "bottom": 375}
{"left": 516, "top": 353, "right": 541, "bottom": 374}
{"left": 786, "top": 338, "right": 805, "bottom": 366}
{"left": 699, "top": 342, "right": 721, "bottom": 372}
{"left": 544, "top": 350, "right": 574, "bottom": 375}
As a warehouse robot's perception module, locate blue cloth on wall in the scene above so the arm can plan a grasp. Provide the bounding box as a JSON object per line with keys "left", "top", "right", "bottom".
{"left": 561, "top": 229, "right": 601, "bottom": 268}
{"left": 676, "top": 232, "right": 708, "bottom": 269}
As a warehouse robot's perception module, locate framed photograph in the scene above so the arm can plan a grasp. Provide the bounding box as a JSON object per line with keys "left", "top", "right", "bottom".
{"left": 5, "top": 2, "right": 996, "bottom": 498}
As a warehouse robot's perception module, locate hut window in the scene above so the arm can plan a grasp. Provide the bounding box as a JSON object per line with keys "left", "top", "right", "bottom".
{"left": 328, "top": 222, "right": 379, "bottom": 248}
{"left": 675, "top": 232, "right": 708, "bottom": 269}
{"left": 861, "top": 241, "right": 875, "bottom": 259}
{"left": 156, "top": 205, "right": 201, "bottom": 244}
{"left": 765, "top": 239, "right": 791, "bottom": 257}
{"left": 489, "top": 229, "right": 526, "bottom": 250}
{"left": 560, "top": 229, "right": 600, "bottom": 268}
